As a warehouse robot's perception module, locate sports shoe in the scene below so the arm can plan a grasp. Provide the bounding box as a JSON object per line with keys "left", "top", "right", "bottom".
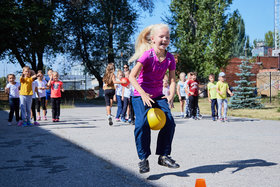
{"left": 138, "top": 159, "right": 149, "bottom": 174}
{"left": 52, "top": 119, "right": 56, "bottom": 122}
{"left": 17, "top": 121, "right": 23, "bottom": 126}
{"left": 43, "top": 116, "right": 47, "bottom": 121}
{"left": 224, "top": 118, "right": 228, "bottom": 122}
{"left": 212, "top": 117, "right": 216, "bottom": 121}
{"left": 34, "top": 121, "right": 40, "bottom": 126}
{"left": 121, "top": 117, "right": 127, "bottom": 122}
{"left": 22, "top": 121, "right": 28, "bottom": 127}
{"left": 197, "top": 115, "right": 202, "bottom": 120}
{"left": 27, "top": 121, "right": 33, "bottom": 126}
{"left": 219, "top": 118, "right": 224, "bottom": 122}
{"left": 128, "top": 119, "right": 132, "bottom": 123}
{"left": 8, "top": 122, "right": 12, "bottom": 126}
{"left": 108, "top": 115, "right": 113, "bottom": 126}
{"left": 55, "top": 118, "right": 59, "bottom": 122}
{"left": 158, "top": 156, "right": 180, "bottom": 168}
{"left": 115, "top": 118, "right": 120, "bottom": 122}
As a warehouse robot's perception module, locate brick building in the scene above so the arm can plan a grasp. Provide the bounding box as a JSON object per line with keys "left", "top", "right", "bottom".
{"left": 222, "top": 56, "right": 280, "bottom": 87}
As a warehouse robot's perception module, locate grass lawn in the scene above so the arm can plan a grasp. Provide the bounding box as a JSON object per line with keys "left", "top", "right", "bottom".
{"left": 172, "top": 97, "right": 280, "bottom": 121}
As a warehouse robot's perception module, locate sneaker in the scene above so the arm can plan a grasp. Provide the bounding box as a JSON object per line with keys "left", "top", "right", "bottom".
{"left": 108, "top": 115, "right": 113, "bottom": 126}
{"left": 17, "top": 121, "right": 23, "bottom": 126}
{"left": 212, "top": 117, "right": 216, "bottom": 121}
{"left": 158, "top": 156, "right": 180, "bottom": 168}
{"left": 43, "top": 116, "right": 47, "bottom": 121}
{"left": 224, "top": 118, "right": 228, "bottom": 122}
{"left": 115, "top": 118, "right": 120, "bottom": 122}
{"left": 34, "top": 121, "right": 40, "bottom": 126}
{"left": 22, "top": 121, "right": 28, "bottom": 127}
{"left": 52, "top": 119, "right": 56, "bottom": 122}
{"left": 128, "top": 119, "right": 132, "bottom": 123}
{"left": 27, "top": 121, "right": 33, "bottom": 126}
{"left": 138, "top": 159, "right": 150, "bottom": 174}
{"left": 37, "top": 116, "right": 41, "bottom": 121}
{"left": 121, "top": 117, "right": 127, "bottom": 122}
{"left": 219, "top": 118, "right": 224, "bottom": 122}
{"left": 8, "top": 122, "right": 12, "bottom": 126}
{"left": 55, "top": 119, "right": 59, "bottom": 122}
{"left": 197, "top": 115, "right": 202, "bottom": 120}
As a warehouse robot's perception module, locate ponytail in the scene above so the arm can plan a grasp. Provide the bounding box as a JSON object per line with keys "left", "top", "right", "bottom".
{"left": 129, "top": 23, "right": 170, "bottom": 63}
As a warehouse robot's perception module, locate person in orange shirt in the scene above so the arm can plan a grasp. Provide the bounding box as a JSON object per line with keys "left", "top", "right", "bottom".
{"left": 47, "top": 71, "right": 64, "bottom": 122}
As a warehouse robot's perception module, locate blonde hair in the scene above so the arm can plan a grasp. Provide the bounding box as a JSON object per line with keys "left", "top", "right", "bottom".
{"left": 23, "top": 66, "right": 30, "bottom": 71}
{"left": 103, "top": 63, "right": 115, "bottom": 85}
{"left": 53, "top": 71, "right": 59, "bottom": 76}
{"left": 128, "top": 23, "right": 170, "bottom": 63}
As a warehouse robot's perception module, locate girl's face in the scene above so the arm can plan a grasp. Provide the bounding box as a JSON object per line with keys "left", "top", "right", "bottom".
{"left": 117, "top": 73, "right": 124, "bottom": 80}
{"left": 163, "top": 80, "right": 168, "bottom": 87}
{"left": 23, "top": 69, "right": 30, "bottom": 77}
{"left": 180, "top": 74, "right": 185, "bottom": 81}
{"left": 8, "top": 75, "right": 15, "bottom": 83}
{"left": 152, "top": 27, "right": 170, "bottom": 51}
{"left": 209, "top": 76, "right": 214, "bottom": 82}
{"left": 38, "top": 73, "right": 43, "bottom": 80}
{"left": 53, "top": 74, "right": 59, "bottom": 81}
{"left": 192, "top": 75, "right": 197, "bottom": 80}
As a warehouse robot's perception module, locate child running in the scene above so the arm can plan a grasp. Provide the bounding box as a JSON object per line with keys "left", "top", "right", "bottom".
{"left": 19, "top": 66, "right": 37, "bottom": 126}
{"left": 114, "top": 70, "right": 124, "bottom": 122}
{"left": 129, "top": 23, "right": 180, "bottom": 174}
{"left": 184, "top": 73, "right": 191, "bottom": 118}
{"left": 176, "top": 72, "right": 186, "bottom": 118}
{"left": 35, "top": 70, "right": 48, "bottom": 121}
{"left": 207, "top": 74, "right": 218, "bottom": 121}
{"left": 47, "top": 71, "right": 64, "bottom": 122}
{"left": 5, "top": 74, "right": 20, "bottom": 126}
{"left": 103, "top": 63, "right": 126, "bottom": 126}
{"left": 216, "top": 72, "right": 233, "bottom": 122}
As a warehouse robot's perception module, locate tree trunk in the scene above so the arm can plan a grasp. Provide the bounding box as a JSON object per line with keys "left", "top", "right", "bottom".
{"left": 37, "top": 51, "right": 44, "bottom": 72}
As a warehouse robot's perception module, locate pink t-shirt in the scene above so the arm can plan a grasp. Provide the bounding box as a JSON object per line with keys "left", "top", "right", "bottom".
{"left": 50, "top": 81, "right": 63, "bottom": 98}
{"left": 134, "top": 48, "right": 176, "bottom": 98}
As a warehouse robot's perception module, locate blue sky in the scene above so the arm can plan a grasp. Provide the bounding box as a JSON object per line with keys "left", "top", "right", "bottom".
{"left": 0, "top": 0, "right": 275, "bottom": 77}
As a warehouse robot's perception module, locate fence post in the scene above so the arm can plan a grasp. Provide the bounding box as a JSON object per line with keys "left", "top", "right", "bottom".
{"left": 270, "top": 72, "right": 272, "bottom": 103}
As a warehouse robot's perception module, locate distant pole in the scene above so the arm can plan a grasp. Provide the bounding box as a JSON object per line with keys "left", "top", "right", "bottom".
{"left": 84, "top": 69, "right": 87, "bottom": 101}
{"left": 270, "top": 72, "right": 272, "bottom": 103}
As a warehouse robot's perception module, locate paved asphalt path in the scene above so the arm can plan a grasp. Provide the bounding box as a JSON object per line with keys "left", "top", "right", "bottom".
{"left": 1, "top": 105, "right": 280, "bottom": 187}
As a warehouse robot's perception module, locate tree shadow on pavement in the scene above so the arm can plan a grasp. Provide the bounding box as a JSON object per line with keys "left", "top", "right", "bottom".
{"left": 147, "top": 159, "right": 277, "bottom": 180}
{"left": 0, "top": 110, "right": 154, "bottom": 187}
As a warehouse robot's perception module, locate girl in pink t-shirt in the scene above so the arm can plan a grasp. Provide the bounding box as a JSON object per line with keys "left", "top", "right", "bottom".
{"left": 47, "top": 71, "right": 64, "bottom": 122}
{"left": 128, "top": 24, "right": 179, "bottom": 174}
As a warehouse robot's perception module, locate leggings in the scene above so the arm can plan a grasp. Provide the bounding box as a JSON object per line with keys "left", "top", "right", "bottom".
{"left": 37, "top": 97, "right": 46, "bottom": 112}
{"left": 31, "top": 98, "right": 37, "bottom": 121}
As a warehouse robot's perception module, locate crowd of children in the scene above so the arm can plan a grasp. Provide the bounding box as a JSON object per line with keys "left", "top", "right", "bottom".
{"left": 5, "top": 66, "right": 64, "bottom": 126}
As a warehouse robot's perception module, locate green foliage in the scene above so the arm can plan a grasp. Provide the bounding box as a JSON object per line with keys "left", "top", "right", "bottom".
{"left": 231, "top": 13, "right": 246, "bottom": 57}
{"left": 168, "top": 0, "right": 241, "bottom": 78}
{"left": 0, "top": 77, "right": 7, "bottom": 90}
{"left": 264, "top": 31, "right": 274, "bottom": 47}
{"left": 230, "top": 60, "right": 263, "bottom": 109}
{"left": 57, "top": 0, "right": 153, "bottom": 88}
{"left": 0, "top": 0, "right": 60, "bottom": 71}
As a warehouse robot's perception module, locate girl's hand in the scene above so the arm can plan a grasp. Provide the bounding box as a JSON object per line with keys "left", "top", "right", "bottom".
{"left": 208, "top": 99, "right": 212, "bottom": 103}
{"left": 230, "top": 93, "right": 234, "bottom": 96}
{"left": 178, "top": 96, "right": 182, "bottom": 101}
{"left": 162, "top": 95, "right": 174, "bottom": 108}
{"left": 141, "top": 92, "right": 154, "bottom": 107}
{"left": 190, "top": 91, "right": 194, "bottom": 95}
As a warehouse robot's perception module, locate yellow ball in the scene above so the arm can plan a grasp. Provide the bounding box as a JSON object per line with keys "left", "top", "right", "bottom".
{"left": 147, "top": 108, "right": 166, "bottom": 130}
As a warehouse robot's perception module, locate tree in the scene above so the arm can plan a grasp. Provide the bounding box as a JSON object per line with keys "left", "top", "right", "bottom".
{"left": 264, "top": 30, "right": 274, "bottom": 47}
{"left": 230, "top": 60, "right": 262, "bottom": 109}
{"left": 168, "top": 0, "right": 242, "bottom": 77}
{"left": 232, "top": 12, "right": 246, "bottom": 57}
{"left": 59, "top": 0, "right": 153, "bottom": 89}
{"left": 0, "top": 0, "right": 60, "bottom": 71}
{"left": 245, "top": 35, "right": 252, "bottom": 57}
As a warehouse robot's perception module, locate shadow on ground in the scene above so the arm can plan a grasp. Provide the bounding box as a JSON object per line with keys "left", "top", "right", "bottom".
{"left": 0, "top": 110, "right": 153, "bottom": 187}
{"left": 147, "top": 159, "right": 277, "bottom": 180}
{"left": 174, "top": 115, "right": 260, "bottom": 122}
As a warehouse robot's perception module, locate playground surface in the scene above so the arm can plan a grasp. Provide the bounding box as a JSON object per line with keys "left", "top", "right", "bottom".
{"left": 0, "top": 106, "right": 280, "bottom": 187}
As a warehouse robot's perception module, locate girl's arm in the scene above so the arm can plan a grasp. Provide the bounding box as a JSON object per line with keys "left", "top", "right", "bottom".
{"left": 165, "top": 70, "right": 176, "bottom": 107}
{"left": 121, "top": 86, "right": 124, "bottom": 101}
{"left": 129, "top": 62, "right": 154, "bottom": 107}
{"left": 31, "top": 74, "right": 37, "bottom": 80}
{"left": 207, "top": 86, "right": 211, "bottom": 103}
{"left": 61, "top": 83, "right": 64, "bottom": 92}
{"left": 112, "top": 74, "right": 126, "bottom": 84}
{"left": 35, "top": 87, "right": 40, "bottom": 100}
{"left": 227, "top": 87, "right": 233, "bottom": 96}
{"left": 5, "top": 86, "right": 9, "bottom": 94}
{"left": 47, "top": 75, "right": 53, "bottom": 87}
{"left": 176, "top": 82, "right": 181, "bottom": 100}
